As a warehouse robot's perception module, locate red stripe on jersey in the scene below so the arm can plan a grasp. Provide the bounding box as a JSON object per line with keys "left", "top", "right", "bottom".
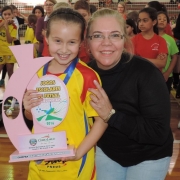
{"left": 90, "top": 163, "right": 96, "bottom": 180}
{"left": 12, "top": 23, "right": 17, "bottom": 29}
{"left": 76, "top": 62, "right": 99, "bottom": 103}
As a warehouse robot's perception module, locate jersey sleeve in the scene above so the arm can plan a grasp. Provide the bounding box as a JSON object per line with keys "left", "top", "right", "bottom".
{"left": 82, "top": 68, "right": 102, "bottom": 118}
{"left": 10, "top": 24, "right": 17, "bottom": 39}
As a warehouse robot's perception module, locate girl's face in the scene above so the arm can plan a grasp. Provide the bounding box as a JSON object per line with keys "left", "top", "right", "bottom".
{"left": 44, "top": 1, "right": 54, "bottom": 15}
{"left": 138, "top": 12, "right": 156, "bottom": 33}
{"left": 2, "top": 9, "right": 13, "bottom": 20}
{"left": 46, "top": 20, "right": 82, "bottom": 69}
{"left": 126, "top": 24, "right": 133, "bottom": 36}
{"left": 117, "top": 4, "right": 125, "bottom": 14}
{"left": 35, "top": 9, "right": 43, "bottom": 19}
{"left": 88, "top": 16, "right": 125, "bottom": 70}
{"left": 157, "top": 14, "right": 167, "bottom": 30}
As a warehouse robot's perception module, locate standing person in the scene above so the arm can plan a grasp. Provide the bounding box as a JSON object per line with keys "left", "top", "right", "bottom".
{"left": 23, "top": 8, "right": 107, "bottom": 180}
{"left": 117, "top": 2, "right": 127, "bottom": 20}
{"left": 132, "top": 7, "right": 168, "bottom": 70}
{"left": 35, "top": 0, "right": 57, "bottom": 57}
{"left": 146, "top": 1, "right": 173, "bottom": 37}
{"left": 24, "top": 14, "right": 39, "bottom": 57}
{"left": 86, "top": 8, "right": 173, "bottom": 180}
{"left": 32, "top": 6, "right": 44, "bottom": 19}
{"left": 74, "top": 0, "right": 91, "bottom": 63}
{"left": 0, "top": 6, "right": 17, "bottom": 81}
{"left": 157, "top": 11, "right": 179, "bottom": 93}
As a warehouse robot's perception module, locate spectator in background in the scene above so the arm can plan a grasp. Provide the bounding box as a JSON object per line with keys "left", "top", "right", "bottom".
{"left": 32, "top": 6, "right": 44, "bottom": 19}
{"left": 35, "top": 0, "right": 57, "bottom": 57}
{"left": 145, "top": 1, "right": 173, "bottom": 37}
{"left": 117, "top": 2, "right": 127, "bottom": 20}
{"left": 24, "top": 14, "right": 39, "bottom": 57}
{"left": 132, "top": 7, "right": 168, "bottom": 70}
{"left": 53, "top": 2, "right": 71, "bottom": 11}
{"left": 127, "top": 11, "right": 139, "bottom": 24}
{"left": 126, "top": 18, "right": 137, "bottom": 38}
{"left": 157, "top": 11, "right": 179, "bottom": 93}
{"left": 74, "top": 0, "right": 91, "bottom": 63}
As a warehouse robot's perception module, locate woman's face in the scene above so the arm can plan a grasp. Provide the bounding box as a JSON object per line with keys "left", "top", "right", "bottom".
{"left": 117, "top": 4, "right": 125, "bottom": 14}
{"left": 88, "top": 16, "right": 125, "bottom": 70}
{"left": 44, "top": 1, "right": 54, "bottom": 15}
{"left": 35, "top": 9, "right": 43, "bottom": 19}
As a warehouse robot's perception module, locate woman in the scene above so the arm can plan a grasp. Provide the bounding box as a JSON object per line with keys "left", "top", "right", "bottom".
{"left": 117, "top": 2, "right": 126, "bottom": 19}
{"left": 87, "top": 8, "right": 173, "bottom": 180}
{"left": 35, "top": 0, "right": 56, "bottom": 57}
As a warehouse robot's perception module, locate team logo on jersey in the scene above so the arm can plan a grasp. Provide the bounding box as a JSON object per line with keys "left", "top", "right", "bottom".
{"left": 151, "top": 43, "right": 159, "bottom": 51}
{"left": 29, "top": 138, "right": 37, "bottom": 146}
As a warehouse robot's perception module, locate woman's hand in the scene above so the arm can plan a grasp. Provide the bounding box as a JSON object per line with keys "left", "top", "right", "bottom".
{"left": 88, "top": 80, "right": 113, "bottom": 120}
{"left": 23, "top": 90, "right": 43, "bottom": 113}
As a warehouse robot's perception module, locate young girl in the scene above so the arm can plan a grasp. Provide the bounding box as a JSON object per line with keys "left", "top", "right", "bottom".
{"left": 24, "top": 14, "right": 39, "bottom": 57}
{"left": 132, "top": 7, "right": 168, "bottom": 70}
{"left": 126, "top": 18, "right": 137, "bottom": 38}
{"left": 157, "top": 11, "right": 179, "bottom": 93}
{"left": 23, "top": 8, "right": 107, "bottom": 180}
{"left": 0, "top": 6, "right": 17, "bottom": 81}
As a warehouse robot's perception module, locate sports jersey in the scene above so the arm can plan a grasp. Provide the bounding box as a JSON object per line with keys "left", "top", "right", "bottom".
{"left": 132, "top": 33, "right": 168, "bottom": 59}
{"left": 162, "top": 34, "right": 179, "bottom": 77}
{"left": 0, "top": 19, "right": 17, "bottom": 55}
{"left": 28, "top": 59, "right": 101, "bottom": 180}
{"left": 25, "top": 26, "right": 38, "bottom": 57}
{"left": 25, "top": 26, "right": 38, "bottom": 44}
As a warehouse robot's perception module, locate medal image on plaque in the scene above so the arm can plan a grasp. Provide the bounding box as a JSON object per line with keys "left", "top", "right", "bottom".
{"left": 2, "top": 44, "right": 74, "bottom": 162}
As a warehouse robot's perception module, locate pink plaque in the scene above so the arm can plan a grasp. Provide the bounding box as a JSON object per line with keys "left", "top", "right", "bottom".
{"left": 2, "top": 44, "right": 74, "bottom": 163}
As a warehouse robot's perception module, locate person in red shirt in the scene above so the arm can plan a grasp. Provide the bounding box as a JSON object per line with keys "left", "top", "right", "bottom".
{"left": 132, "top": 7, "right": 168, "bottom": 70}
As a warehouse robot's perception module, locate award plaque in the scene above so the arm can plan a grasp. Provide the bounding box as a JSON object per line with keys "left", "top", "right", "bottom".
{"left": 2, "top": 44, "right": 74, "bottom": 162}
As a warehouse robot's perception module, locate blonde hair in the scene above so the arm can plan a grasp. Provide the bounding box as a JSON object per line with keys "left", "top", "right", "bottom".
{"left": 118, "top": 2, "right": 126, "bottom": 13}
{"left": 45, "top": 0, "right": 57, "bottom": 4}
{"left": 86, "top": 8, "right": 133, "bottom": 55}
{"left": 53, "top": 2, "right": 71, "bottom": 11}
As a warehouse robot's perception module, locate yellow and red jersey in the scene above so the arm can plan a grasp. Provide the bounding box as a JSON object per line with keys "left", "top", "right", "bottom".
{"left": 28, "top": 59, "right": 101, "bottom": 180}
{"left": 0, "top": 19, "right": 17, "bottom": 55}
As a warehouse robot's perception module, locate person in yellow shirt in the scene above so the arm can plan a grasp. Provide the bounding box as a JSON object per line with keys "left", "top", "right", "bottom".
{"left": 0, "top": 6, "right": 17, "bottom": 82}
{"left": 24, "top": 14, "right": 39, "bottom": 57}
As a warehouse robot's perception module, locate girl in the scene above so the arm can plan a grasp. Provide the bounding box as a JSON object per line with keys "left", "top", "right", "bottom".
{"left": 157, "top": 11, "right": 179, "bottom": 93}
{"left": 132, "top": 7, "right": 168, "bottom": 70}
{"left": 146, "top": 1, "right": 173, "bottom": 37}
{"left": 117, "top": 2, "right": 127, "bottom": 20}
{"left": 126, "top": 18, "right": 137, "bottom": 38}
{"left": 23, "top": 8, "right": 107, "bottom": 180}
{"left": 0, "top": 6, "right": 17, "bottom": 81}
{"left": 86, "top": 8, "right": 173, "bottom": 180}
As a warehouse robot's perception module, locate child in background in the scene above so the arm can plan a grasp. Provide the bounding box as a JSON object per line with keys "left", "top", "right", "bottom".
{"left": 23, "top": 8, "right": 107, "bottom": 180}
{"left": 157, "top": 11, "right": 179, "bottom": 93}
{"left": 0, "top": 6, "right": 17, "bottom": 81}
{"left": 132, "top": 7, "right": 168, "bottom": 70}
{"left": 32, "top": 6, "right": 44, "bottom": 19}
{"left": 126, "top": 18, "right": 137, "bottom": 38}
{"left": 24, "top": 14, "right": 39, "bottom": 57}
{"left": 74, "top": 0, "right": 91, "bottom": 63}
